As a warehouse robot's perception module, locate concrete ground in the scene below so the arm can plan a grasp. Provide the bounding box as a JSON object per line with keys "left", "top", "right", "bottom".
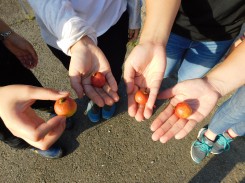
{"left": 0, "top": 1, "right": 244, "bottom": 183}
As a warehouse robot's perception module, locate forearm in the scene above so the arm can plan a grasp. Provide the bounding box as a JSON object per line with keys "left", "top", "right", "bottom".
{"left": 127, "top": 0, "right": 141, "bottom": 29}
{"left": 205, "top": 41, "right": 245, "bottom": 97}
{"left": 139, "top": 0, "right": 180, "bottom": 45}
{"left": 0, "top": 19, "right": 11, "bottom": 32}
{"left": 27, "top": 0, "right": 97, "bottom": 55}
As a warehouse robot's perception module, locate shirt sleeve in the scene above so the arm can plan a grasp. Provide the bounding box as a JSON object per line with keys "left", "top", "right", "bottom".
{"left": 27, "top": 0, "right": 97, "bottom": 55}
{"left": 127, "top": 0, "right": 142, "bottom": 29}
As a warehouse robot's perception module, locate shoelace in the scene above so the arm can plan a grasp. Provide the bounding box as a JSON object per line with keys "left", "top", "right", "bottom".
{"left": 194, "top": 138, "right": 212, "bottom": 155}
{"left": 216, "top": 135, "right": 232, "bottom": 151}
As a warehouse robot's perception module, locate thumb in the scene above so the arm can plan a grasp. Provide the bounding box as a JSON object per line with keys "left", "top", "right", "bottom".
{"left": 157, "top": 87, "right": 175, "bottom": 100}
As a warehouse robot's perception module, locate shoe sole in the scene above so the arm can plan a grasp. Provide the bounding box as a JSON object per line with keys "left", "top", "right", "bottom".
{"left": 190, "top": 141, "right": 201, "bottom": 164}
{"left": 210, "top": 151, "right": 222, "bottom": 155}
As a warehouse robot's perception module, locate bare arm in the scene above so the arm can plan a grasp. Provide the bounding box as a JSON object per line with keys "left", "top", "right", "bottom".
{"left": 140, "top": 0, "right": 180, "bottom": 45}
{"left": 206, "top": 40, "right": 245, "bottom": 97}
{"left": 150, "top": 38, "right": 245, "bottom": 143}
{"left": 123, "top": 0, "right": 181, "bottom": 121}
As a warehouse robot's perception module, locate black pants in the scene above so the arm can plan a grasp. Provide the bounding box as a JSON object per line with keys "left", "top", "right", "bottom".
{"left": 48, "top": 11, "right": 129, "bottom": 84}
{"left": 0, "top": 42, "right": 54, "bottom": 149}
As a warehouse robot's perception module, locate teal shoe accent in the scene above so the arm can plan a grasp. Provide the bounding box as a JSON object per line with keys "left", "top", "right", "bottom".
{"left": 190, "top": 128, "right": 213, "bottom": 164}
{"left": 102, "top": 104, "right": 116, "bottom": 120}
{"left": 211, "top": 132, "right": 233, "bottom": 154}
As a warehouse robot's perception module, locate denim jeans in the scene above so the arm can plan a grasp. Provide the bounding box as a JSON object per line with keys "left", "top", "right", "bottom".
{"left": 208, "top": 86, "right": 245, "bottom": 136}
{"left": 164, "top": 33, "right": 234, "bottom": 82}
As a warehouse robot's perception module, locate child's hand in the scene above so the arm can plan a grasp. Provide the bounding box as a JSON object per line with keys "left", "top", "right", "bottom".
{"left": 3, "top": 32, "right": 38, "bottom": 69}
{"left": 128, "top": 29, "right": 140, "bottom": 42}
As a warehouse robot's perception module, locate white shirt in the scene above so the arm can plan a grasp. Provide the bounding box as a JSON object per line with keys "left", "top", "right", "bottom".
{"left": 27, "top": 0, "right": 141, "bottom": 55}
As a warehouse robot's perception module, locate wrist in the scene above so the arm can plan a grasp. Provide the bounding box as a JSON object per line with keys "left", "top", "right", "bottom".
{"left": 203, "top": 76, "right": 224, "bottom": 98}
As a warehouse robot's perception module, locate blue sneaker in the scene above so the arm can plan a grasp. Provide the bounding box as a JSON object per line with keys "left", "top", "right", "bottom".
{"left": 86, "top": 100, "right": 101, "bottom": 123}
{"left": 30, "top": 145, "right": 63, "bottom": 159}
{"left": 102, "top": 103, "right": 116, "bottom": 120}
{"left": 211, "top": 132, "right": 233, "bottom": 154}
{"left": 190, "top": 128, "right": 214, "bottom": 164}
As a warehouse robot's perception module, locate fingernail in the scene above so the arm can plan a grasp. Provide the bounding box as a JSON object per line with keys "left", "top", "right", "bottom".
{"left": 58, "top": 91, "right": 69, "bottom": 95}
{"left": 160, "top": 137, "right": 167, "bottom": 143}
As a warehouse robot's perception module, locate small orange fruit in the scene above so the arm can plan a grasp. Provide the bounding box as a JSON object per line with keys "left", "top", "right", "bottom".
{"left": 91, "top": 72, "right": 106, "bottom": 88}
{"left": 174, "top": 102, "right": 192, "bottom": 119}
{"left": 54, "top": 97, "right": 77, "bottom": 117}
{"left": 135, "top": 89, "right": 149, "bottom": 105}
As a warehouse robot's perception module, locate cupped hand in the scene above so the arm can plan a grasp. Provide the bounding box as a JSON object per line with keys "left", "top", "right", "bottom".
{"left": 0, "top": 85, "right": 70, "bottom": 150}
{"left": 150, "top": 79, "right": 221, "bottom": 143}
{"left": 69, "top": 36, "right": 119, "bottom": 107}
{"left": 3, "top": 32, "right": 38, "bottom": 69}
{"left": 123, "top": 42, "right": 166, "bottom": 121}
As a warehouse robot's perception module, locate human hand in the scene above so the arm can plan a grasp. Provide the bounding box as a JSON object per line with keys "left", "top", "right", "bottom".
{"left": 0, "top": 85, "right": 70, "bottom": 150}
{"left": 128, "top": 28, "right": 140, "bottom": 42}
{"left": 3, "top": 31, "right": 38, "bottom": 69}
{"left": 150, "top": 78, "right": 221, "bottom": 143}
{"left": 123, "top": 42, "right": 166, "bottom": 121}
{"left": 69, "top": 36, "right": 119, "bottom": 107}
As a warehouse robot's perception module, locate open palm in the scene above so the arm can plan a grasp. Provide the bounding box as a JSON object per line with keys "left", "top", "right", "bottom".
{"left": 124, "top": 43, "right": 166, "bottom": 121}
{"left": 150, "top": 79, "right": 221, "bottom": 143}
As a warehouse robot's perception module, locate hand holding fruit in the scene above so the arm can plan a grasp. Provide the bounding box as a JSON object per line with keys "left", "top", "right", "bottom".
{"left": 69, "top": 36, "right": 119, "bottom": 107}
{"left": 123, "top": 43, "right": 166, "bottom": 121}
{"left": 0, "top": 85, "right": 69, "bottom": 150}
{"left": 150, "top": 79, "right": 220, "bottom": 143}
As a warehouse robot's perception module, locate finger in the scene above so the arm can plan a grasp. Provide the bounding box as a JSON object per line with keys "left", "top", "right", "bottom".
{"left": 159, "top": 118, "right": 188, "bottom": 143}
{"left": 144, "top": 71, "right": 164, "bottom": 119}
{"left": 135, "top": 104, "right": 145, "bottom": 122}
{"left": 150, "top": 104, "right": 174, "bottom": 131}
{"left": 133, "top": 30, "right": 140, "bottom": 39}
{"left": 26, "top": 44, "right": 38, "bottom": 62}
{"left": 151, "top": 113, "right": 178, "bottom": 141}
{"left": 175, "top": 119, "right": 198, "bottom": 139}
{"left": 157, "top": 87, "right": 175, "bottom": 100}
{"left": 5, "top": 85, "right": 69, "bottom": 102}
{"left": 27, "top": 86, "right": 69, "bottom": 101}
{"left": 102, "top": 83, "right": 119, "bottom": 103}
{"left": 123, "top": 59, "right": 136, "bottom": 94}
{"left": 127, "top": 85, "right": 138, "bottom": 117}
{"left": 105, "top": 72, "right": 118, "bottom": 92}
{"left": 144, "top": 88, "right": 158, "bottom": 119}
{"left": 27, "top": 55, "right": 38, "bottom": 67}
{"left": 70, "top": 75, "right": 85, "bottom": 98}
{"left": 83, "top": 85, "right": 104, "bottom": 107}
{"left": 35, "top": 115, "right": 66, "bottom": 139}
{"left": 128, "top": 30, "right": 134, "bottom": 39}
{"left": 94, "top": 86, "right": 115, "bottom": 106}
{"left": 22, "top": 117, "right": 66, "bottom": 150}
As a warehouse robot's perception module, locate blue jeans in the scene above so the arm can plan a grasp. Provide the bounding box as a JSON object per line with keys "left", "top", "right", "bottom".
{"left": 164, "top": 33, "right": 234, "bottom": 82}
{"left": 208, "top": 86, "right": 245, "bottom": 136}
